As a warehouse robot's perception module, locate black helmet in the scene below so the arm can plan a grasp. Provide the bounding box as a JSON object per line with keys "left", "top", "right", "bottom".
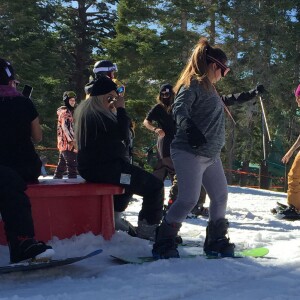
{"left": 63, "top": 91, "right": 76, "bottom": 102}
{"left": 62, "top": 91, "right": 76, "bottom": 110}
{"left": 93, "top": 60, "right": 118, "bottom": 75}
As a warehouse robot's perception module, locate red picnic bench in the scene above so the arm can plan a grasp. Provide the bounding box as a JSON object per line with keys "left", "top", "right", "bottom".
{"left": 0, "top": 178, "right": 124, "bottom": 245}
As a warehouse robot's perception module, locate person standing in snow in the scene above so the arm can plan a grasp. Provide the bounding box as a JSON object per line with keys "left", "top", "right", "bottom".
{"left": 152, "top": 37, "right": 265, "bottom": 259}
{"left": 74, "top": 76, "right": 164, "bottom": 241}
{"left": 278, "top": 84, "right": 300, "bottom": 219}
{"left": 143, "top": 84, "right": 176, "bottom": 183}
{"left": 53, "top": 91, "right": 77, "bottom": 179}
{"left": 0, "top": 57, "right": 54, "bottom": 262}
{"left": 0, "top": 58, "right": 42, "bottom": 184}
{"left": 143, "top": 84, "right": 208, "bottom": 218}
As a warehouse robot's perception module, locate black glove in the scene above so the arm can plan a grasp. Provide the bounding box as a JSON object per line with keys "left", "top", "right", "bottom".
{"left": 181, "top": 118, "right": 207, "bottom": 149}
{"left": 256, "top": 84, "right": 266, "bottom": 94}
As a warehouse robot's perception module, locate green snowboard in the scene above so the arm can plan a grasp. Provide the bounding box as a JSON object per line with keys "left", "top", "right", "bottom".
{"left": 111, "top": 247, "right": 269, "bottom": 264}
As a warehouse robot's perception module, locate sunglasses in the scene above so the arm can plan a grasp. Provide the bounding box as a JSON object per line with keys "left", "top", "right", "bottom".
{"left": 160, "top": 92, "right": 170, "bottom": 97}
{"left": 207, "top": 54, "right": 230, "bottom": 77}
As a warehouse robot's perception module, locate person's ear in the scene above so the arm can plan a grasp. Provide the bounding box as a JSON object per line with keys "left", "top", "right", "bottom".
{"left": 213, "top": 63, "right": 219, "bottom": 71}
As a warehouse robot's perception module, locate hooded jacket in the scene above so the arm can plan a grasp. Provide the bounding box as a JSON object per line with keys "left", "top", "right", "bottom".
{"left": 56, "top": 106, "right": 75, "bottom": 152}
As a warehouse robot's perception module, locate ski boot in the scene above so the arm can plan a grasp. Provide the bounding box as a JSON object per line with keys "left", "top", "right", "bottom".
{"left": 275, "top": 205, "right": 300, "bottom": 220}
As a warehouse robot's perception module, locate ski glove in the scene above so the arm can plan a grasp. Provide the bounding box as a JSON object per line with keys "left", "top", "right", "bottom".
{"left": 256, "top": 84, "right": 266, "bottom": 94}
{"left": 248, "top": 84, "right": 266, "bottom": 98}
{"left": 181, "top": 118, "right": 207, "bottom": 149}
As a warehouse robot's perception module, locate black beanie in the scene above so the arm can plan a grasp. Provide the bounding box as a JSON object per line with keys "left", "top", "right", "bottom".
{"left": 0, "top": 58, "right": 15, "bottom": 85}
{"left": 90, "top": 76, "right": 117, "bottom": 96}
{"left": 160, "top": 83, "right": 173, "bottom": 94}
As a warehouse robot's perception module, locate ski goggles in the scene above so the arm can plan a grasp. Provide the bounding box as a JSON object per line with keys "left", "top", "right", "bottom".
{"left": 207, "top": 55, "right": 230, "bottom": 77}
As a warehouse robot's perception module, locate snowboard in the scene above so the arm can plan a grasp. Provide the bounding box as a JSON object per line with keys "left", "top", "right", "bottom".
{"left": 111, "top": 247, "right": 269, "bottom": 264}
{"left": 0, "top": 249, "right": 102, "bottom": 274}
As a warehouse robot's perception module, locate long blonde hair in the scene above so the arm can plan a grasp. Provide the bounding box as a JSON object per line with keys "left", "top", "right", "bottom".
{"left": 174, "top": 37, "right": 228, "bottom": 93}
{"left": 74, "top": 95, "right": 117, "bottom": 150}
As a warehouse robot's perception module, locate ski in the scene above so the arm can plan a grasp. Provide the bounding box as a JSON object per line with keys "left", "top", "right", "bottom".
{"left": 111, "top": 247, "right": 269, "bottom": 264}
{"left": 0, "top": 249, "right": 102, "bottom": 274}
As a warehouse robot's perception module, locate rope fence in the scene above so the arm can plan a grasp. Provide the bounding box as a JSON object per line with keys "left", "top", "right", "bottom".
{"left": 37, "top": 147, "right": 287, "bottom": 192}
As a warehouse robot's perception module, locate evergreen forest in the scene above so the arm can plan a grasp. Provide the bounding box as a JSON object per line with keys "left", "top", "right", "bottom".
{"left": 1, "top": 0, "right": 299, "bottom": 189}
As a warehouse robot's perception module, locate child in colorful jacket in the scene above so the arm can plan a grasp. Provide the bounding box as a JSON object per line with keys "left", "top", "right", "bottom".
{"left": 53, "top": 91, "right": 77, "bottom": 179}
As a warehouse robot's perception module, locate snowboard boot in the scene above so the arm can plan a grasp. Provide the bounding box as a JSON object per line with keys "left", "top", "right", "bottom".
{"left": 136, "top": 219, "right": 158, "bottom": 241}
{"left": 203, "top": 218, "right": 235, "bottom": 257}
{"left": 114, "top": 211, "right": 137, "bottom": 237}
{"left": 152, "top": 219, "right": 181, "bottom": 259}
{"left": 187, "top": 205, "right": 209, "bottom": 218}
{"left": 9, "top": 237, "right": 55, "bottom": 263}
{"left": 276, "top": 205, "right": 300, "bottom": 220}
{"left": 187, "top": 186, "right": 208, "bottom": 218}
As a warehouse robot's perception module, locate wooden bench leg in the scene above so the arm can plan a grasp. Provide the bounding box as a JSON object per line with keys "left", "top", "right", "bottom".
{"left": 100, "top": 195, "right": 115, "bottom": 240}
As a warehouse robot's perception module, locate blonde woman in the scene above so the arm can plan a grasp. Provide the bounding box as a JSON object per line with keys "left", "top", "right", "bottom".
{"left": 74, "top": 76, "right": 164, "bottom": 240}
{"left": 152, "top": 38, "right": 264, "bottom": 259}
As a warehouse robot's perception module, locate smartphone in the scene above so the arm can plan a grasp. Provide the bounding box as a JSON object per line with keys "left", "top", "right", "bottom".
{"left": 117, "top": 86, "right": 125, "bottom": 94}
{"left": 22, "top": 84, "right": 33, "bottom": 98}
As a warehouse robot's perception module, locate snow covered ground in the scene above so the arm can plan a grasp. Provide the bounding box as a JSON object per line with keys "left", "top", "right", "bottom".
{"left": 1, "top": 182, "right": 300, "bottom": 300}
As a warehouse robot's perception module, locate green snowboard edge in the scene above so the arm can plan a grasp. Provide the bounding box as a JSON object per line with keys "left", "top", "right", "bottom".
{"left": 111, "top": 247, "right": 269, "bottom": 264}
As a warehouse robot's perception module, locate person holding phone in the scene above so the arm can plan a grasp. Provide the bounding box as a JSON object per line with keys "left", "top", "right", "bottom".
{"left": 0, "top": 58, "right": 42, "bottom": 183}
{"left": 0, "top": 57, "right": 54, "bottom": 262}
{"left": 53, "top": 91, "right": 77, "bottom": 179}
{"left": 85, "top": 60, "right": 125, "bottom": 96}
{"left": 75, "top": 76, "right": 164, "bottom": 241}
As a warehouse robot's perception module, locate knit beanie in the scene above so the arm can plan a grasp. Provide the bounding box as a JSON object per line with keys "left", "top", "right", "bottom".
{"left": 295, "top": 84, "right": 300, "bottom": 97}
{"left": 0, "top": 58, "right": 15, "bottom": 85}
{"left": 90, "top": 76, "right": 117, "bottom": 96}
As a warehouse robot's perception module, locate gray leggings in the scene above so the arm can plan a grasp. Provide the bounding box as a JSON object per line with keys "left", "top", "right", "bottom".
{"left": 166, "top": 148, "right": 228, "bottom": 223}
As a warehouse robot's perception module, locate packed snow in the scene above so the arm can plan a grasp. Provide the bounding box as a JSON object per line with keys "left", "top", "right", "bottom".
{"left": 1, "top": 181, "right": 300, "bottom": 300}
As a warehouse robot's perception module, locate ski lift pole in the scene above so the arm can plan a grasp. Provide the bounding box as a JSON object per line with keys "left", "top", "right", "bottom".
{"left": 262, "top": 115, "right": 267, "bottom": 161}
{"left": 259, "top": 96, "right": 271, "bottom": 189}
{"left": 259, "top": 96, "right": 271, "bottom": 142}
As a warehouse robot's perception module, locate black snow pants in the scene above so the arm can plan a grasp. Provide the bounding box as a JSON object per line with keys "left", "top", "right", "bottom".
{"left": 0, "top": 165, "right": 35, "bottom": 242}
{"left": 79, "top": 159, "right": 164, "bottom": 225}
